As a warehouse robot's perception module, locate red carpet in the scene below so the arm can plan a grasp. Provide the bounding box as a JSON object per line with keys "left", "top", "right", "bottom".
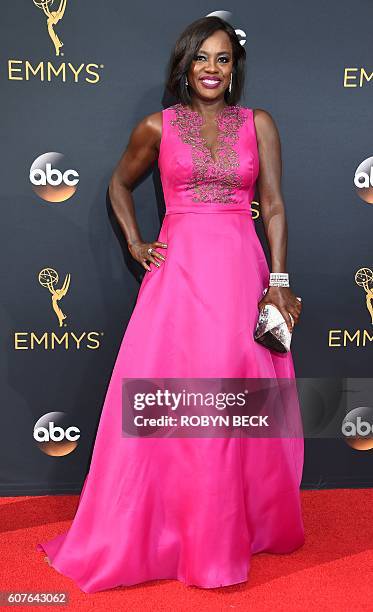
{"left": 1, "top": 490, "right": 373, "bottom": 611}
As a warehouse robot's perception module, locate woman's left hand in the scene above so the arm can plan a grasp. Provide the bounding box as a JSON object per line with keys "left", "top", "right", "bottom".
{"left": 257, "top": 286, "right": 302, "bottom": 333}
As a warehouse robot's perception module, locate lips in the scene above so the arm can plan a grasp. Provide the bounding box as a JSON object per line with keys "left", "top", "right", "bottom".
{"left": 199, "top": 77, "right": 222, "bottom": 89}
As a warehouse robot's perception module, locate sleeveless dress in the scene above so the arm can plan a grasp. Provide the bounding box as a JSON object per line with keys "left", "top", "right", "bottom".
{"left": 36, "top": 103, "right": 305, "bottom": 593}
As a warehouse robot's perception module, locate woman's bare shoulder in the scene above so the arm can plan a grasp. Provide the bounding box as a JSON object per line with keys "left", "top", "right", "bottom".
{"left": 129, "top": 111, "right": 163, "bottom": 147}
{"left": 140, "top": 110, "right": 163, "bottom": 134}
{"left": 252, "top": 108, "right": 280, "bottom": 140}
{"left": 253, "top": 108, "right": 277, "bottom": 125}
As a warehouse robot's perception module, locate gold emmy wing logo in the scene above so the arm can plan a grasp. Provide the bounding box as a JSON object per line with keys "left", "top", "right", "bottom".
{"left": 33, "top": 0, "right": 67, "bottom": 56}
{"left": 39, "top": 268, "right": 71, "bottom": 327}
{"left": 355, "top": 268, "right": 373, "bottom": 325}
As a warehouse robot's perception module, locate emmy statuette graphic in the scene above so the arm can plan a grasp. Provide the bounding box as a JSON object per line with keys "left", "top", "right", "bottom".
{"left": 39, "top": 268, "right": 71, "bottom": 327}
{"left": 33, "top": 0, "right": 67, "bottom": 56}
{"left": 355, "top": 267, "right": 373, "bottom": 325}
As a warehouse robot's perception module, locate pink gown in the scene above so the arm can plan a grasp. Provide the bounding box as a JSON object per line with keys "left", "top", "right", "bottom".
{"left": 36, "top": 103, "right": 305, "bottom": 593}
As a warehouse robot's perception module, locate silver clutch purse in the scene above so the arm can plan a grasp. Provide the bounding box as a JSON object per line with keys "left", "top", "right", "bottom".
{"left": 254, "top": 288, "right": 302, "bottom": 353}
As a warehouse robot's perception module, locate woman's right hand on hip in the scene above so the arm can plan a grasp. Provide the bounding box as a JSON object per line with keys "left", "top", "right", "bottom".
{"left": 128, "top": 240, "right": 167, "bottom": 272}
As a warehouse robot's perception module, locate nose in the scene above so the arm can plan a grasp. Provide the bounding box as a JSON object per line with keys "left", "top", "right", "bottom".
{"left": 204, "top": 58, "right": 219, "bottom": 73}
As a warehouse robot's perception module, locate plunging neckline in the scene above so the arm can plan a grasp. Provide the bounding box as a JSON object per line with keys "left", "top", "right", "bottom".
{"left": 181, "top": 104, "right": 237, "bottom": 164}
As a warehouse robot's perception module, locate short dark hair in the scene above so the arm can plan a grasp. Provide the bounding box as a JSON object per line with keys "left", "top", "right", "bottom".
{"left": 165, "top": 16, "right": 246, "bottom": 106}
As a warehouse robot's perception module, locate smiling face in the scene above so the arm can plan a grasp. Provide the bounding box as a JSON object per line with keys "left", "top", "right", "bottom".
{"left": 187, "top": 30, "right": 233, "bottom": 103}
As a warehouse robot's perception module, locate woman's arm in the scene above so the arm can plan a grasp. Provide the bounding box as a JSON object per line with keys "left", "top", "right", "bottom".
{"left": 108, "top": 112, "right": 167, "bottom": 272}
{"left": 253, "top": 108, "right": 288, "bottom": 274}
{"left": 253, "top": 109, "right": 302, "bottom": 330}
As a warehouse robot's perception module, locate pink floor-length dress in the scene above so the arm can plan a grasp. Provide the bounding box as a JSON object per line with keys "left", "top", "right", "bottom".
{"left": 36, "top": 103, "right": 305, "bottom": 593}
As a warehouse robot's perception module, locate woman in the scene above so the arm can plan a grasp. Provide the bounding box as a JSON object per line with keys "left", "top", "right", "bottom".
{"left": 37, "top": 16, "right": 304, "bottom": 593}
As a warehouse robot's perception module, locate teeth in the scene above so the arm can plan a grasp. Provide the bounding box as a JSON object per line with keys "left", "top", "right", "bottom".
{"left": 202, "top": 79, "right": 220, "bottom": 84}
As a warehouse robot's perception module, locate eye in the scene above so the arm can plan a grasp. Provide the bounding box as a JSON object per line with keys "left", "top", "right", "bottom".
{"left": 193, "top": 55, "right": 230, "bottom": 63}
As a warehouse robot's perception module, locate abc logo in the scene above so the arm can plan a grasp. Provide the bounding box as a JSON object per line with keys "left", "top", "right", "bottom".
{"left": 354, "top": 157, "right": 373, "bottom": 204}
{"left": 30, "top": 152, "right": 79, "bottom": 202}
{"left": 206, "top": 11, "right": 246, "bottom": 45}
{"left": 342, "top": 406, "right": 373, "bottom": 451}
{"left": 34, "top": 411, "right": 80, "bottom": 456}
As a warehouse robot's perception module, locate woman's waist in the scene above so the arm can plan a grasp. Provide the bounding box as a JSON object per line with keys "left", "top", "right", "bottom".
{"left": 165, "top": 205, "right": 253, "bottom": 215}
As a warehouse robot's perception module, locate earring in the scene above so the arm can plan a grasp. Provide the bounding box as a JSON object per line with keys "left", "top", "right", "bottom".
{"left": 185, "top": 75, "right": 189, "bottom": 86}
{"left": 228, "top": 73, "right": 232, "bottom": 94}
